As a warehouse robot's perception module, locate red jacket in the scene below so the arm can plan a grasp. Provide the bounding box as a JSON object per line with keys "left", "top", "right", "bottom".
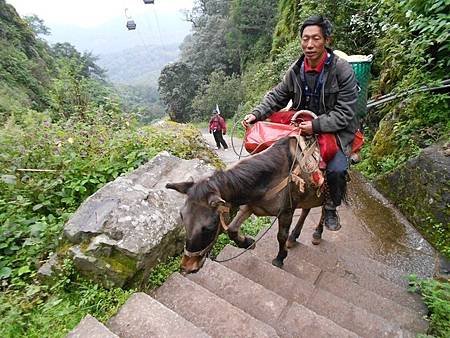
{"left": 209, "top": 114, "right": 226, "bottom": 134}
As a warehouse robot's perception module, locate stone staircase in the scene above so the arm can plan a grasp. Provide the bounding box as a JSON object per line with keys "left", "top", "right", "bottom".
{"left": 67, "top": 212, "right": 430, "bottom": 338}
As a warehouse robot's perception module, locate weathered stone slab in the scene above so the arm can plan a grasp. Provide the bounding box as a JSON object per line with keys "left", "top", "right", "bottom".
{"left": 317, "top": 271, "right": 428, "bottom": 331}
{"left": 187, "top": 259, "right": 287, "bottom": 327}
{"left": 154, "top": 273, "right": 279, "bottom": 338}
{"left": 278, "top": 302, "right": 359, "bottom": 338}
{"left": 66, "top": 315, "right": 118, "bottom": 338}
{"left": 107, "top": 292, "right": 210, "bottom": 338}
{"left": 62, "top": 152, "right": 214, "bottom": 287}
{"left": 218, "top": 245, "right": 316, "bottom": 305}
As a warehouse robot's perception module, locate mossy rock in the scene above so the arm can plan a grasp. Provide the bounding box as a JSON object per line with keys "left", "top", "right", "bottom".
{"left": 375, "top": 142, "right": 450, "bottom": 258}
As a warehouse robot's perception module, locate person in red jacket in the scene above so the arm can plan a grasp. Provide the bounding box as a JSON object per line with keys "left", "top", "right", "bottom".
{"left": 209, "top": 110, "right": 228, "bottom": 150}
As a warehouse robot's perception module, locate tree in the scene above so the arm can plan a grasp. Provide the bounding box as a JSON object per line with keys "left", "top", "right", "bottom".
{"left": 158, "top": 62, "right": 197, "bottom": 122}
{"left": 24, "top": 14, "right": 50, "bottom": 36}
{"left": 191, "top": 70, "right": 242, "bottom": 120}
{"left": 228, "top": 0, "right": 278, "bottom": 67}
{"left": 181, "top": 15, "right": 240, "bottom": 80}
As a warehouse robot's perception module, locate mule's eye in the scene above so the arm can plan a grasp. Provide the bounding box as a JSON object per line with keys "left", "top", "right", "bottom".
{"left": 201, "top": 225, "right": 215, "bottom": 233}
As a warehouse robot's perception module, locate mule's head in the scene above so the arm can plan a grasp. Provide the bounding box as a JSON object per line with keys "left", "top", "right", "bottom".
{"left": 166, "top": 180, "right": 226, "bottom": 274}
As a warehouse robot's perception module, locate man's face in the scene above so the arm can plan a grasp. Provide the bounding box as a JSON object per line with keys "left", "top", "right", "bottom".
{"left": 301, "top": 25, "right": 328, "bottom": 64}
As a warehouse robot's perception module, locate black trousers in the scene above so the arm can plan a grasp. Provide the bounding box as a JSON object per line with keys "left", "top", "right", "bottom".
{"left": 213, "top": 131, "right": 228, "bottom": 149}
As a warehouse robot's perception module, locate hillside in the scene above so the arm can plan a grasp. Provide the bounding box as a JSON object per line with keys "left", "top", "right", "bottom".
{"left": 97, "top": 43, "right": 179, "bottom": 86}
{"left": 0, "top": 1, "right": 53, "bottom": 115}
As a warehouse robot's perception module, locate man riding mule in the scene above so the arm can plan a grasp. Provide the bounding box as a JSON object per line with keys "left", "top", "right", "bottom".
{"left": 244, "top": 15, "right": 359, "bottom": 231}
{"left": 166, "top": 15, "right": 359, "bottom": 274}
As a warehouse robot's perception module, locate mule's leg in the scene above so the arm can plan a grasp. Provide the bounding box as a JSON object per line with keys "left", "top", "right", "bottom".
{"left": 286, "top": 208, "right": 311, "bottom": 248}
{"left": 272, "top": 211, "right": 294, "bottom": 268}
{"left": 311, "top": 208, "right": 325, "bottom": 245}
{"left": 227, "top": 205, "right": 255, "bottom": 249}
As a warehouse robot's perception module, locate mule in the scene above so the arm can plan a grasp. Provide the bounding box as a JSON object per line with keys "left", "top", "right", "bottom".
{"left": 166, "top": 135, "right": 327, "bottom": 274}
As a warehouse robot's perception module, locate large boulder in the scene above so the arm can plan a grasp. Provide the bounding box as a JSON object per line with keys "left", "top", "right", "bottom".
{"left": 374, "top": 142, "right": 450, "bottom": 255}
{"left": 61, "top": 152, "right": 214, "bottom": 288}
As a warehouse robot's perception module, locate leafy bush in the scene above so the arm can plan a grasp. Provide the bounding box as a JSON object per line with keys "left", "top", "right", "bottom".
{"left": 409, "top": 276, "right": 450, "bottom": 337}
{"left": 0, "top": 259, "right": 133, "bottom": 338}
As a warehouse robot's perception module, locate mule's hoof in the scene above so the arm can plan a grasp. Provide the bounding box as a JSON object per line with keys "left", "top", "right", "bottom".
{"left": 271, "top": 258, "right": 284, "bottom": 268}
{"left": 311, "top": 237, "right": 321, "bottom": 245}
{"left": 311, "top": 232, "right": 322, "bottom": 245}
{"left": 286, "top": 239, "right": 299, "bottom": 249}
{"left": 245, "top": 237, "right": 256, "bottom": 249}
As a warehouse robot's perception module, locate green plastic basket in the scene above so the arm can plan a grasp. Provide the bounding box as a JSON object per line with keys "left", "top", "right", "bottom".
{"left": 350, "top": 59, "right": 372, "bottom": 118}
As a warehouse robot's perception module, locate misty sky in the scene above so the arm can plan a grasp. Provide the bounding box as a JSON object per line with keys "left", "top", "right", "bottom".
{"left": 7, "top": 0, "right": 194, "bottom": 28}
{"left": 6, "top": 0, "right": 195, "bottom": 53}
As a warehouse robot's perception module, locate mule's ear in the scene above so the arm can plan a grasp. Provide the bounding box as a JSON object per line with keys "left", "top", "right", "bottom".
{"left": 208, "top": 194, "right": 226, "bottom": 208}
{"left": 166, "top": 181, "right": 194, "bottom": 194}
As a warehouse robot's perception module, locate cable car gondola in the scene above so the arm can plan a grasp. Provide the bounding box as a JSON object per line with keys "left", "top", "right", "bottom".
{"left": 126, "top": 20, "right": 136, "bottom": 30}
{"left": 124, "top": 8, "right": 136, "bottom": 30}
{"left": 143, "top": 0, "right": 155, "bottom": 4}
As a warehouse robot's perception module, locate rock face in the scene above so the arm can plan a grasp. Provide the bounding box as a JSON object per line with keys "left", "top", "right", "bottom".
{"left": 62, "top": 152, "right": 214, "bottom": 288}
{"left": 375, "top": 142, "right": 450, "bottom": 251}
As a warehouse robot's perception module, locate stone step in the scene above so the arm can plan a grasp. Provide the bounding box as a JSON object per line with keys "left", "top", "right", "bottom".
{"left": 280, "top": 302, "right": 359, "bottom": 338}
{"left": 315, "top": 271, "right": 428, "bottom": 332}
{"left": 66, "top": 315, "right": 118, "bottom": 338}
{"left": 188, "top": 259, "right": 358, "bottom": 337}
{"left": 251, "top": 237, "right": 427, "bottom": 331}
{"left": 187, "top": 259, "right": 287, "bottom": 328}
{"left": 254, "top": 226, "right": 426, "bottom": 312}
{"left": 257, "top": 223, "right": 411, "bottom": 288}
{"left": 154, "top": 272, "right": 279, "bottom": 338}
{"left": 107, "top": 292, "right": 210, "bottom": 338}
{"left": 218, "top": 245, "right": 416, "bottom": 338}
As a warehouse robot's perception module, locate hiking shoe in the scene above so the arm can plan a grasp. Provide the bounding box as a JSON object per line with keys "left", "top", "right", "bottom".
{"left": 324, "top": 209, "right": 341, "bottom": 231}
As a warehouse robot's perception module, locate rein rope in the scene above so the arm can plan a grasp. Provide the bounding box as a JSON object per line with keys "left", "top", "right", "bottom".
{"left": 213, "top": 209, "right": 283, "bottom": 263}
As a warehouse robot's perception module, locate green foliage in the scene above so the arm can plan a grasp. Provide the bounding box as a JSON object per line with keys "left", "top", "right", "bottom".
{"left": 240, "top": 40, "right": 299, "bottom": 115}
{"left": 158, "top": 62, "right": 198, "bottom": 122}
{"left": 409, "top": 276, "right": 450, "bottom": 337}
{"left": 272, "top": 0, "right": 381, "bottom": 57}
{"left": 376, "top": 0, "right": 449, "bottom": 93}
{"left": 191, "top": 70, "right": 243, "bottom": 120}
{"left": 357, "top": 92, "right": 449, "bottom": 178}
{"left": 115, "top": 83, "right": 166, "bottom": 124}
{"left": 271, "top": 0, "right": 301, "bottom": 54}
{"left": 24, "top": 14, "right": 50, "bottom": 36}
{"left": 228, "top": 0, "right": 278, "bottom": 67}
{"left": 0, "top": 259, "right": 133, "bottom": 338}
{"left": 0, "top": 2, "right": 55, "bottom": 117}
{"left": 146, "top": 256, "right": 182, "bottom": 290}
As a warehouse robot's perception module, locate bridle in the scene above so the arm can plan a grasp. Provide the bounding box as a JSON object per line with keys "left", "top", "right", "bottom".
{"left": 183, "top": 205, "right": 230, "bottom": 258}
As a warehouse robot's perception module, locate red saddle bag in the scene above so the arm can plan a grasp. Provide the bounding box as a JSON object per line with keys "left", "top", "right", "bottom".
{"left": 244, "top": 121, "right": 299, "bottom": 153}
{"left": 244, "top": 110, "right": 339, "bottom": 164}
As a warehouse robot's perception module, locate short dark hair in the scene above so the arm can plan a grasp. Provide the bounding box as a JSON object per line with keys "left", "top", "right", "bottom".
{"left": 300, "top": 15, "right": 332, "bottom": 38}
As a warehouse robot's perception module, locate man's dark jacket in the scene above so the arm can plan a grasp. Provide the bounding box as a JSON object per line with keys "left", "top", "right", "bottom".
{"left": 251, "top": 50, "right": 359, "bottom": 154}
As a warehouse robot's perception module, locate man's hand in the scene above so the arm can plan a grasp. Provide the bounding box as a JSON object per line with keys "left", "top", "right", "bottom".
{"left": 299, "top": 121, "right": 313, "bottom": 135}
{"left": 242, "top": 114, "right": 257, "bottom": 128}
